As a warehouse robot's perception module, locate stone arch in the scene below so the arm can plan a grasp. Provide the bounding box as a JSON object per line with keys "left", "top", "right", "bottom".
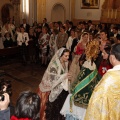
{"left": 51, "top": 3, "right": 66, "bottom": 24}
{"left": 1, "top": 3, "right": 14, "bottom": 25}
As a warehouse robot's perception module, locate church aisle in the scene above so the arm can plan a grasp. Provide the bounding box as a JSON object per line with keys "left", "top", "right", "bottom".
{"left": 0, "top": 62, "right": 46, "bottom": 105}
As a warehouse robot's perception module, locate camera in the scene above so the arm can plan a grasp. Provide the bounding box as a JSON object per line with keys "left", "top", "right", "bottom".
{"left": 0, "top": 79, "right": 12, "bottom": 101}
{"left": 0, "top": 94, "right": 4, "bottom": 101}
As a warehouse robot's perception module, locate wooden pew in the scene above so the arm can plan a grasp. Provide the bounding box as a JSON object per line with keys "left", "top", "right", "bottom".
{"left": 0, "top": 46, "right": 20, "bottom": 57}
{"left": 0, "top": 46, "right": 20, "bottom": 65}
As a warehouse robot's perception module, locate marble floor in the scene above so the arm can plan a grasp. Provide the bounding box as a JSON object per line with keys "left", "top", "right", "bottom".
{"left": 0, "top": 62, "right": 46, "bottom": 105}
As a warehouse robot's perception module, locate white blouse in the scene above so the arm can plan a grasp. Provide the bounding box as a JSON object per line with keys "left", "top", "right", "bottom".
{"left": 17, "top": 32, "right": 29, "bottom": 46}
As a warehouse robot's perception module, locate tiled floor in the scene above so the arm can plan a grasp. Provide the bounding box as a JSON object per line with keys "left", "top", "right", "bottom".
{"left": 0, "top": 62, "right": 46, "bottom": 105}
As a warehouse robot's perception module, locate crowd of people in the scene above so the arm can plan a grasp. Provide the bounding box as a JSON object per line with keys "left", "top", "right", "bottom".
{"left": 0, "top": 18, "right": 120, "bottom": 120}
{"left": 0, "top": 18, "right": 119, "bottom": 65}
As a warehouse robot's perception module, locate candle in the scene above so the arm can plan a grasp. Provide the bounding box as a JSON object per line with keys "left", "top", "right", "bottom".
{"left": 111, "top": 9, "right": 113, "bottom": 19}
{"left": 115, "top": 9, "right": 117, "bottom": 19}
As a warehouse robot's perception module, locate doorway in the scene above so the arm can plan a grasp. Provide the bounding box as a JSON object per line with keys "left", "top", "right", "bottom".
{"left": 51, "top": 4, "right": 65, "bottom": 23}
{"left": 1, "top": 4, "right": 14, "bottom": 25}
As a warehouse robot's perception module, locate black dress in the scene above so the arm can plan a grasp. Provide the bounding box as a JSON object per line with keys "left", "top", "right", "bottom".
{"left": 3, "top": 38, "right": 13, "bottom": 48}
{"left": 45, "top": 90, "right": 68, "bottom": 120}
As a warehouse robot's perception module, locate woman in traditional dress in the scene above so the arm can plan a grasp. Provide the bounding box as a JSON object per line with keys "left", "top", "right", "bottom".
{"left": 66, "top": 29, "right": 76, "bottom": 51}
{"left": 49, "top": 28, "right": 59, "bottom": 60}
{"left": 70, "top": 31, "right": 81, "bottom": 60}
{"left": 66, "top": 29, "right": 76, "bottom": 61}
{"left": 56, "top": 26, "right": 68, "bottom": 49}
{"left": 69, "top": 32, "right": 89, "bottom": 84}
{"left": 38, "top": 48, "right": 70, "bottom": 120}
{"left": 38, "top": 26, "right": 50, "bottom": 66}
{"left": 60, "top": 40, "right": 101, "bottom": 120}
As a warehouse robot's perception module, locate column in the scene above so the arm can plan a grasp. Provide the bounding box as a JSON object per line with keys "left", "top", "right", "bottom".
{"left": 71, "top": 0, "right": 75, "bottom": 21}
{"left": 37, "top": 0, "right": 46, "bottom": 23}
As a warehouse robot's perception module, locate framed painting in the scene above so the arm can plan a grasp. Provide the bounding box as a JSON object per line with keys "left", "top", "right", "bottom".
{"left": 81, "top": 0, "right": 100, "bottom": 9}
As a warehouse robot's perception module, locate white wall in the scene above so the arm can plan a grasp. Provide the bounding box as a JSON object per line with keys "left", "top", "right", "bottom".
{"left": 75, "top": 0, "right": 105, "bottom": 20}
{"left": 46, "top": 0, "right": 70, "bottom": 23}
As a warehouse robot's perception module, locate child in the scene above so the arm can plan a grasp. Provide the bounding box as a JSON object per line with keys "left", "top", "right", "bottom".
{"left": 3, "top": 32, "right": 13, "bottom": 48}
{"left": 98, "top": 45, "right": 112, "bottom": 76}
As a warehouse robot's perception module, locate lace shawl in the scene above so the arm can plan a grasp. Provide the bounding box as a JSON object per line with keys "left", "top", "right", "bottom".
{"left": 39, "top": 48, "right": 68, "bottom": 102}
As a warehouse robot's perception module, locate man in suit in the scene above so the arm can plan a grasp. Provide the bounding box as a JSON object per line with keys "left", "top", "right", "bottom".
{"left": 66, "top": 21, "right": 73, "bottom": 37}
{"left": 42, "top": 18, "right": 49, "bottom": 29}
{"left": 110, "top": 26, "right": 119, "bottom": 38}
{"left": 88, "top": 20, "right": 93, "bottom": 31}
{"left": 20, "top": 19, "right": 30, "bottom": 33}
{"left": 89, "top": 24, "right": 98, "bottom": 35}
{"left": 54, "top": 22, "right": 60, "bottom": 31}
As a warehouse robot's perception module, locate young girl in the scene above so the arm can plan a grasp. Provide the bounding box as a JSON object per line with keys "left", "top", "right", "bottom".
{"left": 3, "top": 32, "right": 13, "bottom": 48}
{"left": 98, "top": 45, "right": 112, "bottom": 76}
{"left": 69, "top": 32, "right": 89, "bottom": 84}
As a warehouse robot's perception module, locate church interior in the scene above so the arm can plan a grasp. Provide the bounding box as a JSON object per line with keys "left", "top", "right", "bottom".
{"left": 0, "top": 0, "right": 120, "bottom": 119}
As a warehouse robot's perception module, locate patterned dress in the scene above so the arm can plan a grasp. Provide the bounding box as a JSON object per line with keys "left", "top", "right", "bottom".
{"left": 49, "top": 34, "right": 58, "bottom": 59}
{"left": 38, "top": 33, "right": 50, "bottom": 56}
{"left": 38, "top": 48, "right": 69, "bottom": 120}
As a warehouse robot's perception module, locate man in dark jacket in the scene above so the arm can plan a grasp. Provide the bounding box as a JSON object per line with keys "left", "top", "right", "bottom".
{"left": 20, "top": 19, "right": 30, "bottom": 33}
{"left": 0, "top": 93, "right": 10, "bottom": 120}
